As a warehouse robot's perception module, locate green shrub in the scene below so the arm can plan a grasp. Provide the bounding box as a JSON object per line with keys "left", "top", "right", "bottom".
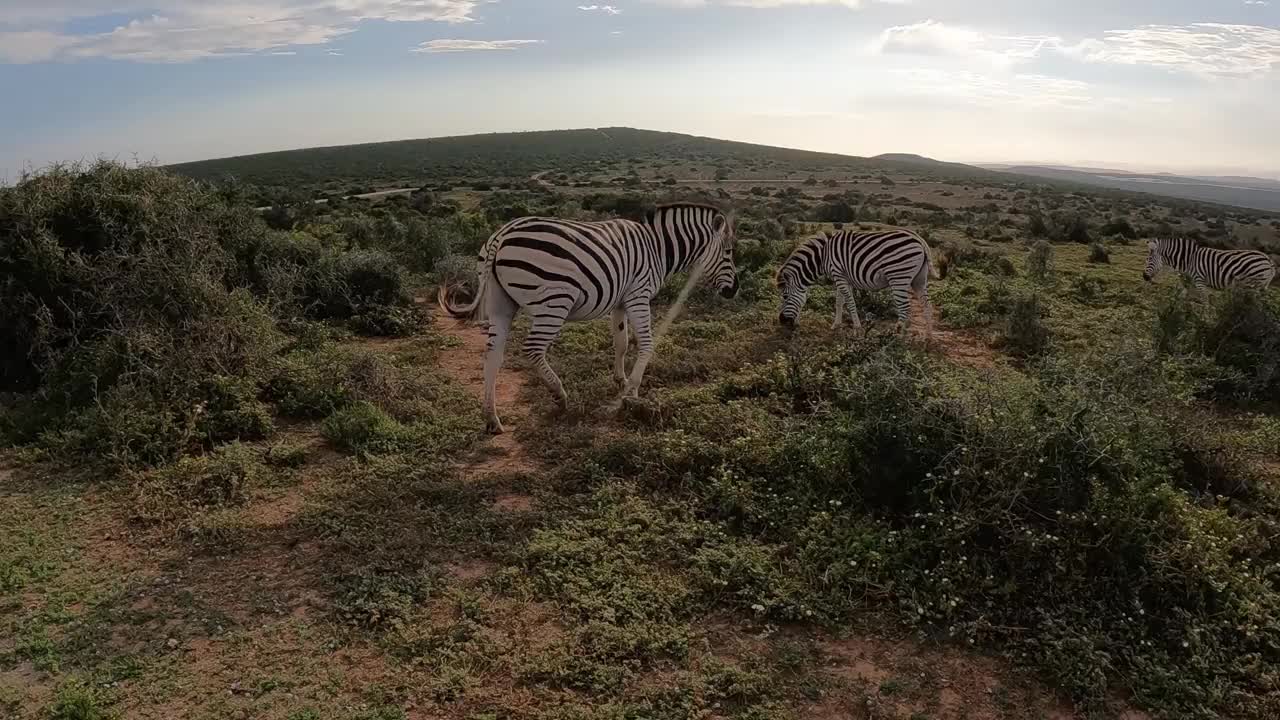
{"left": 1002, "top": 293, "right": 1050, "bottom": 357}
{"left": 48, "top": 680, "right": 112, "bottom": 720}
{"left": 1192, "top": 288, "right": 1280, "bottom": 402}
{"left": 1027, "top": 240, "right": 1054, "bottom": 282}
{"left": 131, "top": 443, "right": 264, "bottom": 523}
{"left": 1087, "top": 242, "right": 1110, "bottom": 264}
{"left": 1153, "top": 286, "right": 1191, "bottom": 355}
{"left": 322, "top": 401, "right": 404, "bottom": 455}
{"left": 197, "top": 375, "right": 274, "bottom": 444}
{"left": 734, "top": 239, "right": 773, "bottom": 271}
{"left": 0, "top": 163, "right": 287, "bottom": 465}
{"left": 594, "top": 341, "right": 1280, "bottom": 717}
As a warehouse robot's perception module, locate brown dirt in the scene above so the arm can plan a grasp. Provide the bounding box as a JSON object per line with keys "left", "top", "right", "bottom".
{"left": 908, "top": 300, "right": 1001, "bottom": 370}
{"left": 492, "top": 493, "right": 536, "bottom": 513}
{"left": 815, "top": 634, "right": 1081, "bottom": 720}
{"left": 432, "top": 315, "right": 540, "bottom": 486}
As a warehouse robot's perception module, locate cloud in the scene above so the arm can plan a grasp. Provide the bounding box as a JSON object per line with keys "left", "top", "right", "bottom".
{"left": 891, "top": 69, "right": 1096, "bottom": 109}
{"left": 0, "top": 1, "right": 483, "bottom": 63}
{"left": 873, "top": 19, "right": 1280, "bottom": 78}
{"left": 412, "top": 39, "right": 542, "bottom": 53}
{"left": 1068, "top": 24, "right": 1280, "bottom": 77}
{"left": 578, "top": 5, "right": 622, "bottom": 13}
{"left": 646, "top": 0, "right": 907, "bottom": 8}
{"left": 872, "top": 19, "right": 1056, "bottom": 68}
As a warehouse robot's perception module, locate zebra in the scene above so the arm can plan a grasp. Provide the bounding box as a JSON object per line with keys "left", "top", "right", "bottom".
{"left": 776, "top": 228, "right": 935, "bottom": 336}
{"left": 439, "top": 203, "right": 739, "bottom": 433}
{"left": 1143, "top": 237, "right": 1276, "bottom": 290}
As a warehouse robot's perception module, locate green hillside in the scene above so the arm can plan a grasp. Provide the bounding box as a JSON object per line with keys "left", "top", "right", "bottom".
{"left": 167, "top": 127, "right": 1002, "bottom": 191}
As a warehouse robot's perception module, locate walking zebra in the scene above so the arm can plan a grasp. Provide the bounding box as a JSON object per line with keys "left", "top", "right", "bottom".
{"left": 776, "top": 228, "right": 936, "bottom": 336}
{"left": 1143, "top": 237, "right": 1276, "bottom": 290}
{"left": 439, "top": 203, "right": 739, "bottom": 433}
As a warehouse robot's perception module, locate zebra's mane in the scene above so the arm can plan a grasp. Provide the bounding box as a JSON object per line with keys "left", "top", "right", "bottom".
{"left": 652, "top": 201, "right": 726, "bottom": 215}
{"left": 776, "top": 234, "right": 828, "bottom": 287}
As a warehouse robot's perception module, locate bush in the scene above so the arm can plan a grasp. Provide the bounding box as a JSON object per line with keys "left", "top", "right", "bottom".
{"left": 1192, "top": 289, "right": 1280, "bottom": 401}
{"left": 1003, "top": 293, "right": 1050, "bottom": 357}
{"left": 131, "top": 443, "right": 264, "bottom": 523}
{"left": 734, "top": 239, "right": 773, "bottom": 271}
{"left": 1087, "top": 242, "right": 1110, "bottom": 264}
{"left": 323, "top": 401, "right": 405, "bottom": 455}
{"left": 1027, "top": 240, "right": 1053, "bottom": 282}
{"left": 604, "top": 340, "right": 1280, "bottom": 717}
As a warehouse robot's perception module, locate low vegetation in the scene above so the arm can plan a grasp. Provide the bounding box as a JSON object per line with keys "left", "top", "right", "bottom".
{"left": 3, "top": 151, "right": 1279, "bottom": 720}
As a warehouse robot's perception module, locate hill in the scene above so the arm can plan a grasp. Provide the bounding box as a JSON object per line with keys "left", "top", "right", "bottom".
{"left": 981, "top": 163, "right": 1280, "bottom": 212}
{"left": 167, "top": 127, "right": 1006, "bottom": 192}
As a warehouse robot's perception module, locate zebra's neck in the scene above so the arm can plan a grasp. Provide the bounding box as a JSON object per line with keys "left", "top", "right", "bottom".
{"left": 791, "top": 235, "right": 830, "bottom": 288}
{"left": 646, "top": 206, "right": 722, "bottom": 279}
{"left": 1161, "top": 238, "right": 1203, "bottom": 272}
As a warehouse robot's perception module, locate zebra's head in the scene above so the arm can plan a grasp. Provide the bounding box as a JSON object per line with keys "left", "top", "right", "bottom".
{"left": 703, "top": 210, "right": 740, "bottom": 299}
{"left": 775, "top": 234, "right": 828, "bottom": 329}
{"left": 649, "top": 203, "right": 740, "bottom": 298}
{"left": 1143, "top": 239, "right": 1163, "bottom": 282}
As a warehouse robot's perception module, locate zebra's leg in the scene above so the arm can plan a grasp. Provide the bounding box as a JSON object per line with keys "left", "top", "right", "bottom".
{"left": 912, "top": 264, "right": 934, "bottom": 342}
{"left": 611, "top": 306, "right": 629, "bottom": 385}
{"left": 621, "top": 296, "right": 656, "bottom": 399}
{"left": 481, "top": 288, "right": 518, "bottom": 434}
{"left": 889, "top": 277, "right": 914, "bottom": 335}
{"left": 523, "top": 303, "right": 574, "bottom": 412}
{"left": 833, "top": 278, "right": 862, "bottom": 334}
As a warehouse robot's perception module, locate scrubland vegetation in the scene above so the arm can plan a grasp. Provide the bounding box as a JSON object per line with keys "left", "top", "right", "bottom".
{"left": 3, "top": 141, "right": 1280, "bottom": 720}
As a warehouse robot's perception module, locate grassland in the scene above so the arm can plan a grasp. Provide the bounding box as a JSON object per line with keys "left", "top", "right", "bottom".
{"left": 3, "top": 144, "right": 1280, "bottom": 720}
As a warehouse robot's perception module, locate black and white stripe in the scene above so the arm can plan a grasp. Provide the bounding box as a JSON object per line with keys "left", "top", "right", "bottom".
{"left": 439, "top": 203, "right": 738, "bottom": 433}
{"left": 1144, "top": 237, "right": 1276, "bottom": 290}
{"left": 776, "top": 228, "right": 934, "bottom": 336}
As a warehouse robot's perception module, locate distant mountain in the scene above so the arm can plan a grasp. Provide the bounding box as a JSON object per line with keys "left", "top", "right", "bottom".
{"left": 873, "top": 153, "right": 987, "bottom": 172}
{"left": 979, "top": 163, "right": 1280, "bottom": 212}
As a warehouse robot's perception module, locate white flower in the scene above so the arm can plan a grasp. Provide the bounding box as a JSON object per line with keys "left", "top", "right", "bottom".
{"left": 751, "top": 604, "right": 766, "bottom": 613}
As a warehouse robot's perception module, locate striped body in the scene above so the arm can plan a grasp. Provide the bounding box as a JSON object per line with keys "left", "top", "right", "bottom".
{"left": 440, "top": 203, "right": 738, "bottom": 433}
{"left": 777, "top": 229, "right": 934, "bottom": 335}
{"left": 1144, "top": 238, "right": 1276, "bottom": 289}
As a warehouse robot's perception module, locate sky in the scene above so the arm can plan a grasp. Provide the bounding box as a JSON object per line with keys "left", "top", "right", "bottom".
{"left": 1, "top": 1, "right": 1279, "bottom": 180}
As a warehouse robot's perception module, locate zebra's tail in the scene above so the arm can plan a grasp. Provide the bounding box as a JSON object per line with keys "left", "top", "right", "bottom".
{"left": 438, "top": 222, "right": 519, "bottom": 324}
{"left": 437, "top": 274, "right": 490, "bottom": 324}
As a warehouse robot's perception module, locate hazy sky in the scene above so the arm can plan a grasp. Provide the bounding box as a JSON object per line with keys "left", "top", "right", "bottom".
{"left": 2, "top": 1, "right": 1279, "bottom": 179}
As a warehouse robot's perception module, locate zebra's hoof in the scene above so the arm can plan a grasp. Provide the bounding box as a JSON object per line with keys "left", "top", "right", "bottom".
{"left": 486, "top": 419, "right": 505, "bottom": 435}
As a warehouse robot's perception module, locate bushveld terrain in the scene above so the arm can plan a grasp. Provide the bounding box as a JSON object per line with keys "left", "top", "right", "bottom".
{"left": 3, "top": 131, "right": 1280, "bottom": 720}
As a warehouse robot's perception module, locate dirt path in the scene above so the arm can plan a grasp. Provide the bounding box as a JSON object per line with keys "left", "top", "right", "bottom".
{"left": 432, "top": 315, "right": 540, "bottom": 513}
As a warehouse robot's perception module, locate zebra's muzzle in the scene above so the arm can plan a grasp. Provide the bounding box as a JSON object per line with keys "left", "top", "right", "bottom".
{"left": 1142, "top": 273, "right": 1152, "bottom": 282}
{"left": 778, "top": 314, "right": 796, "bottom": 328}
{"left": 720, "top": 278, "right": 739, "bottom": 299}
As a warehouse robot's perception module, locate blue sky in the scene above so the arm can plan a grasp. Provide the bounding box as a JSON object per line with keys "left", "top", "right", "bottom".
{"left": 1, "top": 1, "right": 1278, "bottom": 179}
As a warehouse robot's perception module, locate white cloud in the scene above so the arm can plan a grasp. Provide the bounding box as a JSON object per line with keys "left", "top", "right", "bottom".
{"left": 1069, "top": 24, "right": 1280, "bottom": 77}
{"left": 873, "top": 20, "right": 1280, "bottom": 78}
{"left": 412, "top": 39, "right": 542, "bottom": 53}
{"left": 578, "top": 5, "right": 623, "bottom": 13}
{"left": 872, "top": 19, "right": 1056, "bottom": 68}
{"left": 891, "top": 69, "right": 1096, "bottom": 109}
{"left": 0, "top": 1, "right": 483, "bottom": 63}
{"left": 646, "top": 0, "right": 907, "bottom": 8}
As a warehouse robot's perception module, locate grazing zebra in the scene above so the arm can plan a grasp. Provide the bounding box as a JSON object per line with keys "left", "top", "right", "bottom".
{"left": 439, "top": 203, "right": 739, "bottom": 433}
{"left": 776, "top": 228, "right": 935, "bottom": 336}
{"left": 1143, "top": 237, "right": 1276, "bottom": 290}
